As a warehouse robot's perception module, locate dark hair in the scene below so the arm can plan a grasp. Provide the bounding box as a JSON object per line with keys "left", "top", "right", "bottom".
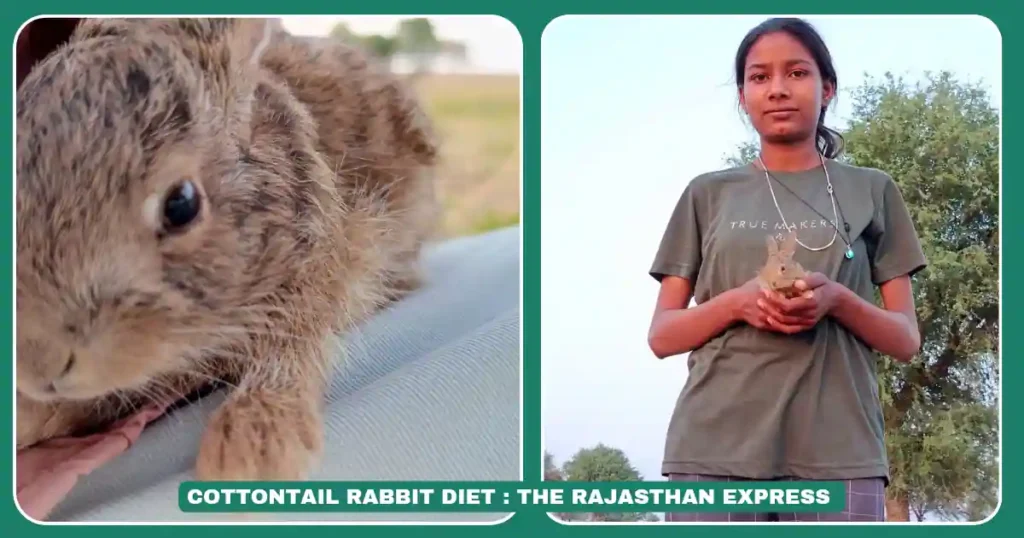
{"left": 734, "top": 17, "right": 844, "bottom": 159}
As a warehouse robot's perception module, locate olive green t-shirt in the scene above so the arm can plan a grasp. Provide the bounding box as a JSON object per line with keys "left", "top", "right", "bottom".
{"left": 649, "top": 159, "right": 927, "bottom": 482}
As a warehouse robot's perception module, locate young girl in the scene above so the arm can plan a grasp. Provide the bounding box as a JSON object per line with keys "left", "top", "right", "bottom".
{"left": 647, "top": 17, "right": 927, "bottom": 522}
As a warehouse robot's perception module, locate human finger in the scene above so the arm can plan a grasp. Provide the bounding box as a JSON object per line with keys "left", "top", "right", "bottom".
{"left": 758, "top": 297, "right": 809, "bottom": 325}
{"left": 764, "top": 316, "right": 811, "bottom": 334}
{"left": 795, "top": 272, "right": 829, "bottom": 291}
{"left": 16, "top": 466, "right": 80, "bottom": 521}
{"left": 775, "top": 293, "right": 819, "bottom": 315}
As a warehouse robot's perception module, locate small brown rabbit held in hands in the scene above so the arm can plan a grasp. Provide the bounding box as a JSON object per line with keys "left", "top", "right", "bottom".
{"left": 16, "top": 18, "right": 439, "bottom": 481}
{"left": 756, "top": 231, "right": 808, "bottom": 299}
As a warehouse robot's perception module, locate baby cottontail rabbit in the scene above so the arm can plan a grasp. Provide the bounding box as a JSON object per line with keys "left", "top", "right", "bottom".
{"left": 16, "top": 18, "right": 439, "bottom": 481}
{"left": 756, "top": 231, "right": 808, "bottom": 299}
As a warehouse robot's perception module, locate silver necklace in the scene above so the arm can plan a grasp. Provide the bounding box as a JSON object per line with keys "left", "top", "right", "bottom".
{"left": 756, "top": 153, "right": 855, "bottom": 260}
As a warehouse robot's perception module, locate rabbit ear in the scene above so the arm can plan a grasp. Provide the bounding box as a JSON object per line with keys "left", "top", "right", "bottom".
{"left": 226, "top": 18, "right": 280, "bottom": 67}
{"left": 766, "top": 235, "right": 779, "bottom": 256}
{"left": 163, "top": 18, "right": 278, "bottom": 68}
{"left": 780, "top": 230, "right": 798, "bottom": 254}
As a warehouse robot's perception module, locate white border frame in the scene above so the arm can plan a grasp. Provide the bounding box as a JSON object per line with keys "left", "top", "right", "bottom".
{"left": 537, "top": 12, "right": 1004, "bottom": 527}
{"left": 11, "top": 13, "right": 525, "bottom": 527}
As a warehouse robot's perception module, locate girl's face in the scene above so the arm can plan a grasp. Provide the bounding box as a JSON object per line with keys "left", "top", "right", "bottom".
{"left": 739, "top": 31, "right": 834, "bottom": 147}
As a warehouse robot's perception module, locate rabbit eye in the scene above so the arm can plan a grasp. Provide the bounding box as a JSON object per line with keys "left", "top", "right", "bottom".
{"left": 162, "top": 180, "right": 202, "bottom": 231}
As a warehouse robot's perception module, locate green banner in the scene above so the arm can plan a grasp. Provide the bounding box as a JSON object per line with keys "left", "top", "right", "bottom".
{"left": 178, "top": 481, "right": 846, "bottom": 513}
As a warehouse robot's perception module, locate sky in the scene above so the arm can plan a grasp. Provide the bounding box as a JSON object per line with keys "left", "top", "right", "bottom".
{"left": 279, "top": 15, "right": 522, "bottom": 74}
{"left": 539, "top": 13, "right": 1001, "bottom": 496}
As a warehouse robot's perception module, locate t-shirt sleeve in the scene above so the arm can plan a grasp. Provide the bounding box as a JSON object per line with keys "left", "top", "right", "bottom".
{"left": 868, "top": 174, "right": 928, "bottom": 285}
{"left": 649, "top": 181, "right": 703, "bottom": 284}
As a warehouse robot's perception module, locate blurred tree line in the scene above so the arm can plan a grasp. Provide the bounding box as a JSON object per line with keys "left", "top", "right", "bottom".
{"left": 545, "top": 445, "right": 661, "bottom": 522}
{"left": 329, "top": 17, "right": 467, "bottom": 73}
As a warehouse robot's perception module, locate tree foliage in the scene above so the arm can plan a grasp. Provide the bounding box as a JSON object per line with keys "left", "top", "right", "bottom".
{"left": 726, "top": 71, "right": 999, "bottom": 521}
{"left": 395, "top": 18, "right": 442, "bottom": 54}
{"left": 544, "top": 451, "right": 564, "bottom": 481}
{"left": 328, "top": 18, "right": 462, "bottom": 74}
{"left": 545, "top": 446, "right": 660, "bottom": 522}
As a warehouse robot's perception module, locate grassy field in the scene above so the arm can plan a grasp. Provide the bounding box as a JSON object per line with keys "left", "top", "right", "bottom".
{"left": 409, "top": 73, "right": 521, "bottom": 238}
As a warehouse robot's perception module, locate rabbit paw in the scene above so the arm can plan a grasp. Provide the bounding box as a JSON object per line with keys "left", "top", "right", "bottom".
{"left": 16, "top": 395, "right": 85, "bottom": 449}
{"left": 16, "top": 396, "right": 52, "bottom": 449}
{"left": 195, "top": 390, "right": 323, "bottom": 481}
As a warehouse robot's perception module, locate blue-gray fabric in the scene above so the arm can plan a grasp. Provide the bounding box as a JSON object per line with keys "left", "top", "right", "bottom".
{"left": 48, "top": 226, "right": 521, "bottom": 522}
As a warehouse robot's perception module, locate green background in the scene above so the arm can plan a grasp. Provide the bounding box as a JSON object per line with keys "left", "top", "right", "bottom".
{"left": 1, "top": 0, "right": 1010, "bottom": 535}
{"left": 174, "top": 481, "right": 848, "bottom": 512}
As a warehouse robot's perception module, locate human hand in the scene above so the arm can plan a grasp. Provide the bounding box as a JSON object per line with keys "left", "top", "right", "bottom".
{"left": 731, "top": 278, "right": 777, "bottom": 330}
{"left": 756, "top": 272, "right": 839, "bottom": 334}
{"left": 16, "top": 403, "right": 169, "bottom": 521}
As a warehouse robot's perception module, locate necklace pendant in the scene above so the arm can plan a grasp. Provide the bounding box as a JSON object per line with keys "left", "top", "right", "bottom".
{"left": 845, "top": 247, "right": 855, "bottom": 260}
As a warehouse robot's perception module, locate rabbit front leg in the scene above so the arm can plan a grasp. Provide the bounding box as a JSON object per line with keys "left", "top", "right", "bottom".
{"left": 16, "top": 392, "right": 120, "bottom": 449}
{"left": 17, "top": 393, "right": 67, "bottom": 448}
{"left": 195, "top": 337, "right": 328, "bottom": 481}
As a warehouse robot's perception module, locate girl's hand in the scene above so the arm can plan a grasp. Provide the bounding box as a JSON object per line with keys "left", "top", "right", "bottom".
{"left": 757, "top": 272, "right": 839, "bottom": 334}
{"left": 731, "top": 278, "right": 776, "bottom": 330}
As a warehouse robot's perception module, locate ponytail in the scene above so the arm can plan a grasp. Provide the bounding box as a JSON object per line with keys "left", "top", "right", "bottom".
{"left": 816, "top": 105, "right": 844, "bottom": 159}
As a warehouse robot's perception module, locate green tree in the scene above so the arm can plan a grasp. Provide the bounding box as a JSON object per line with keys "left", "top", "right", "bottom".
{"left": 556, "top": 444, "right": 661, "bottom": 522}
{"left": 328, "top": 23, "right": 397, "bottom": 61}
{"left": 328, "top": 22, "right": 355, "bottom": 42}
{"left": 544, "top": 451, "right": 564, "bottom": 481}
{"left": 725, "top": 71, "right": 999, "bottom": 522}
{"left": 543, "top": 451, "right": 576, "bottom": 522}
{"left": 361, "top": 34, "right": 398, "bottom": 59}
{"left": 395, "top": 17, "right": 441, "bottom": 53}
{"left": 395, "top": 18, "right": 441, "bottom": 75}
{"left": 328, "top": 18, "right": 465, "bottom": 75}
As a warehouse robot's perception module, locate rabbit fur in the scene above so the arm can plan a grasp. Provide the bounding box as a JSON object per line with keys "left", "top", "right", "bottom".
{"left": 755, "top": 231, "right": 808, "bottom": 299}
{"left": 15, "top": 17, "right": 440, "bottom": 481}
